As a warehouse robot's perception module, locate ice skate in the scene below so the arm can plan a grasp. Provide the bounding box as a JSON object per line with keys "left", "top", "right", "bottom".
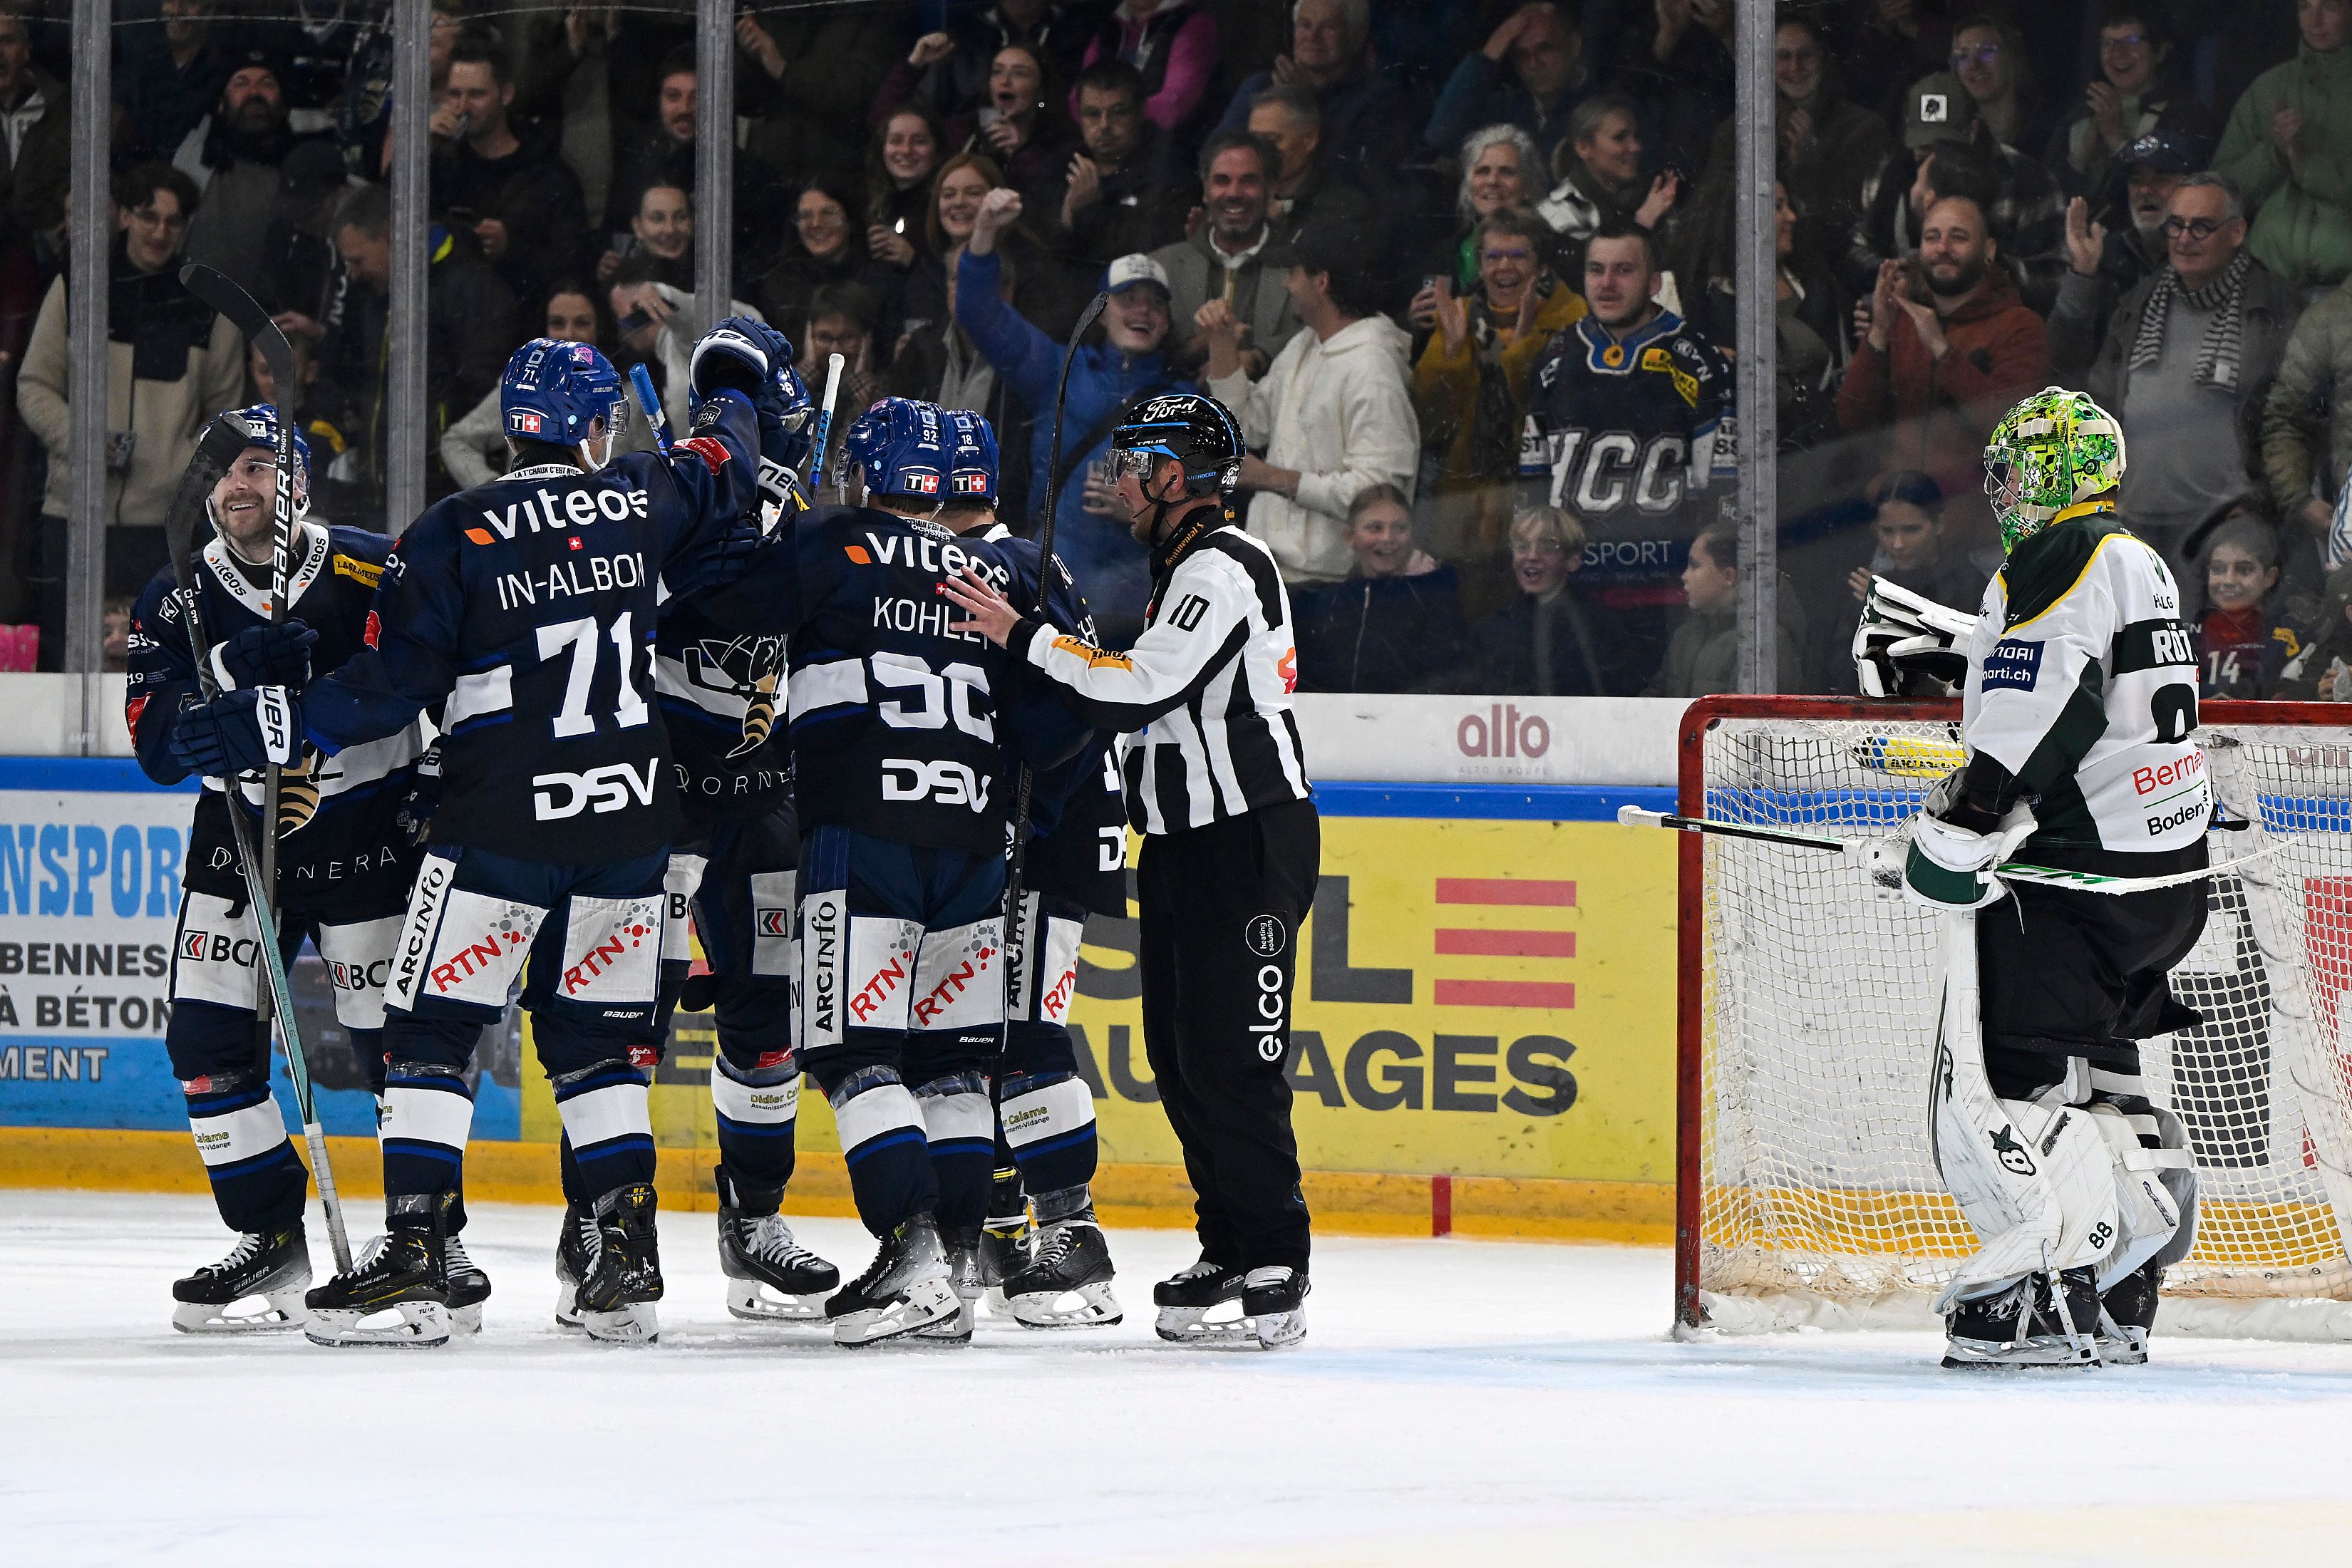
{"left": 1152, "top": 1257, "right": 1249, "bottom": 1343}
{"left": 827, "top": 1214, "right": 958, "bottom": 1347}
{"left": 716, "top": 1166, "right": 838, "bottom": 1322}
{"left": 576, "top": 1182, "right": 664, "bottom": 1345}
{"left": 2097, "top": 1260, "right": 2163, "bottom": 1366}
{"left": 444, "top": 1233, "right": 491, "bottom": 1334}
{"left": 1004, "top": 1214, "right": 1122, "bottom": 1329}
{"left": 171, "top": 1221, "right": 311, "bottom": 1334}
{"left": 303, "top": 1197, "right": 452, "bottom": 1348}
{"left": 978, "top": 1169, "right": 1031, "bottom": 1317}
{"left": 1941, "top": 1269, "right": 2103, "bottom": 1369}
{"left": 552, "top": 1202, "right": 597, "bottom": 1332}
{"left": 915, "top": 1226, "right": 983, "bottom": 1343}
{"left": 1242, "top": 1266, "right": 1309, "bottom": 1350}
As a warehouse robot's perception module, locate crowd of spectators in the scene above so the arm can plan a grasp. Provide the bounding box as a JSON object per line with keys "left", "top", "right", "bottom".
{"left": 11, "top": 0, "right": 2352, "bottom": 701}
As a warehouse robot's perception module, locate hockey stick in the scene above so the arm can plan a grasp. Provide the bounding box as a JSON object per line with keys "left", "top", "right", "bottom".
{"left": 805, "top": 352, "right": 845, "bottom": 499}
{"left": 1617, "top": 804, "right": 2287, "bottom": 895}
{"left": 629, "top": 362, "right": 671, "bottom": 453}
{"left": 1002, "top": 291, "right": 1111, "bottom": 1046}
{"left": 163, "top": 419, "right": 354, "bottom": 1273}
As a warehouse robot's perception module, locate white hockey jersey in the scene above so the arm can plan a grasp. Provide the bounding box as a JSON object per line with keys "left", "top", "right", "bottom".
{"left": 1962, "top": 505, "right": 2208, "bottom": 854}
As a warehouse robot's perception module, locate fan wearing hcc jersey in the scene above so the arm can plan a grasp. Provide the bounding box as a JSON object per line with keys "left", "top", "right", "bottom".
{"left": 172, "top": 323, "right": 788, "bottom": 1346}
{"left": 1900, "top": 386, "right": 2204, "bottom": 1370}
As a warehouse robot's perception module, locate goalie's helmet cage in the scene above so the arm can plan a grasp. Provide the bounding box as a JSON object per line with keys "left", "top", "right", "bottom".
{"left": 1983, "top": 385, "right": 2126, "bottom": 553}
{"left": 1675, "top": 696, "right": 2352, "bottom": 1343}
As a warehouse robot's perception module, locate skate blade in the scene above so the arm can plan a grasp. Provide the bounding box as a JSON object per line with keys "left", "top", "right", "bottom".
{"left": 1940, "top": 1335, "right": 2100, "bottom": 1370}
{"left": 1154, "top": 1303, "right": 1256, "bottom": 1345}
{"left": 304, "top": 1300, "right": 451, "bottom": 1348}
{"left": 980, "top": 1286, "right": 1016, "bottom": 1318}
{"left": 725, "top": 1277, "right": 835, "bottom": 1322}
{"left": 554, "top": 1281, "right": 586, "bottom": 1333}
{"left": 913, "top": 1296, "right": 977, "bottom": 1344}
{"left": 833, "top": 1278, "right": 959, "bottom": 1347}
{"left": 1252, "top": 1306, "right": 1307, "bottom": 1351}
{"left": 171, "top": 1288, "right": 309, "bottom": 1334}
{"left": 450, "top": 1302, "right": 485, "bottom": 1335}
{"left": 579, "top": 1302, "right": 660, "bottom": 1345}
{"left": 1010, "top": 1279, "right": 1124, "bottom": 1329}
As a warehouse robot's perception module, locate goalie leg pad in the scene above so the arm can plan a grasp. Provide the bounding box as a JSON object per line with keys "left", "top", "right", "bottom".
{"left": 1929, "top": 913, "right": 2123, "bottom": 1311}
{"left": 2087, "top": 1097, "right": 2197, "bottom": 1291}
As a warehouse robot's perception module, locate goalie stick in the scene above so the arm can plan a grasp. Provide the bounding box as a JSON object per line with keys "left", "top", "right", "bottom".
{"left": 1616, "top": 804, "right": 2279, "bottom": 894}
{"left": 162, "top": 416, "right": 354, "bottom": 1273}
{"left": 1002, "top": 290, "right": 1110, "bottom": 1051}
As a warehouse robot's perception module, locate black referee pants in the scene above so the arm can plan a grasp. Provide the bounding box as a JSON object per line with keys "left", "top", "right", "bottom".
{"left": 1136, "top": 798, "right": 1320, "bottom": 1274}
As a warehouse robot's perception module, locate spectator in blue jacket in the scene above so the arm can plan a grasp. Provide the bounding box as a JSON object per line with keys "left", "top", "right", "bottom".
{"left": 1423, "top": 4, "right": 1594, "bottom": 172}
{"left": 958, "top": 182, "right": 1181, "bottom": 644}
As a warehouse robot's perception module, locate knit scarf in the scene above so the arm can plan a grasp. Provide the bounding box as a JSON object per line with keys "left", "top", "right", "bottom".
{"left": 2127, "top": 250, "right": 2252, "bottom": 392}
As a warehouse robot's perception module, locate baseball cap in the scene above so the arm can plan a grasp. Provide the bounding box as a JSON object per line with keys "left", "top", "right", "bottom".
{"left": 1105, "top": 254, "right": 1172, "bottom": 296}
{"left": 1902, "top": 72, "right": 1978, "bottom": 150}
{"left": 2118, "top": 129, "right": 2212, "bottom": 175}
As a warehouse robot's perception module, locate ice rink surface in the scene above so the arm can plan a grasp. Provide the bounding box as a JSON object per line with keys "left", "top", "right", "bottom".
{"left": 9, "top": 1190, "right": 2352, "bottom": 1567}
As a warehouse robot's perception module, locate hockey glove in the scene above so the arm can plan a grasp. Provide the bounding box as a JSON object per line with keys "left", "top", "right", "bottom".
{"left": 1852, "top": 576, "right": 1976, "bottom": 698}
{"left": 688, "top": 316, "right": 793, "bottom": 401}
{"left": 169, "top": 687, "right": 303, "bottom": 777}
{"left": 1902, "top": 770, "right": 2036, "bottom": 910}
{"left": 396, "top": 743, "right": 443, "bottom": 846}
{"left": 666, "top": 509, "right": 767, "bottom": 598}
{"left": 210, "top": 619, "right": 318, "bottom": 692}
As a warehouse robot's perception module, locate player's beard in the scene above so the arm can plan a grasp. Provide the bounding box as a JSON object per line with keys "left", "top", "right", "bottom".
{"left": 1926, "top": 256, "right": 1986, "bottom": 298}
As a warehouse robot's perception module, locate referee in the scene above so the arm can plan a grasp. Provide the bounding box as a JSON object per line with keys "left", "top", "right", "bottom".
{"left": 943, "top": 391, "right": 1319, "bottom": 1351}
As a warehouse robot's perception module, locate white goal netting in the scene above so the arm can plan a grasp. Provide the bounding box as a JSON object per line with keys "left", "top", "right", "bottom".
{"left": 1688, "top": 706, "right": 2352, "bottom": 1339}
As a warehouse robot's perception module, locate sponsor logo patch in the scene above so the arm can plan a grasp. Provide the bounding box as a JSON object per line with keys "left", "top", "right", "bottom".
{"left": 1981, "top": 639, "right": 2043, "bottom": 692}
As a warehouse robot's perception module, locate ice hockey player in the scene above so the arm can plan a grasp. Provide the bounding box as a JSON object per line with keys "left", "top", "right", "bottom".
{"left": 171, "top": 324, "right": 788, "bottom": 1346}
{"left": 614, "top": 354, "right": 839, "bottom": 1328}
{"left": 690, "top": 396, "right": 1086, "bottom": 1346}
{"left": 934, "top": 408, "right": 1125, "bottom": 1331}
{"left": 941, "top": 391, "right": 1320, "bottom": 1351}
{"left": 1522, "top": 221, "right": 1735, "bottom": 668}
{"left": 1900, "top": 386, "right": 2204, "bottom": 1368}
{"left": 135, "top": 405, "right": 440, "bottom": 1333}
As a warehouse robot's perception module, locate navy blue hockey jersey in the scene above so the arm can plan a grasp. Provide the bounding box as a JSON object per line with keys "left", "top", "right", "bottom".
{"left": 654, "top": 593, "right": 792, "bottom": 826}
{"left": 696, "top": 505, "right": 1091, "bottom": 857}
{"left": 128, "top": 522, "right": 426, "bottom": 915}
{"left": 303, "top": 394, "right": 764, "bottom": 862}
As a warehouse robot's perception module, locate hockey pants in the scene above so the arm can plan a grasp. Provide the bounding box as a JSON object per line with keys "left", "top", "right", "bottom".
{"left": 1136, "top": 799, "right": 1319, "bottom": 1274}
{"left": 1001, "top": 889, "right": 1100, "bottom": 1221}
{"left": 166, "top": 886, "right": 403, "bottom": 1233}
{"left": 378, "top": 845, "right": 669, "bottom": 1215}
{"left": 797, "top": 825, "right": 1004, "bottom": 1238}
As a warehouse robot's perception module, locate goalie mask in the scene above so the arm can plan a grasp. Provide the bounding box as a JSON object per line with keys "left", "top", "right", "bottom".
{"left": 1983, "top": 386, "right": 2125, "bottom": 554}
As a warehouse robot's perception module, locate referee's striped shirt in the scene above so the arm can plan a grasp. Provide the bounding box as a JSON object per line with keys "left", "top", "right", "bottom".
{"left": 1011, "top": 522, "right": 1310, "bottom": 835}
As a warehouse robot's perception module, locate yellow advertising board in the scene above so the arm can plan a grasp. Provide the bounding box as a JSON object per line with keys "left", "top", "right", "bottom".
{"left": 520, "top": 809, "right": 1677, "bottom": 1234}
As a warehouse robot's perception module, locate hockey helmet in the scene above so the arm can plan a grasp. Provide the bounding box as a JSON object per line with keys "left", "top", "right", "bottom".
{"left": 944, "top": 409, "right": 999, "bottom": 505}
{"left": 1983, "top": 386, "right": 2126, "bottom": 552}
{"left": 500, "top": 337, "right": 627, "bottom": 463}
{"left": 842, "top": 396, "right": 949, "bottom": 503}
{"left": 1110, "top": 391, "right": 1242, "bottom": 498}
{"left": 220, "top": 403, "right": 312, "bottom": 515}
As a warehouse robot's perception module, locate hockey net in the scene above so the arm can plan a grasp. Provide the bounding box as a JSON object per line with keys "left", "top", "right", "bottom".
{"left": 1677, "top": 696, "right": 2352, "bottom": 1341}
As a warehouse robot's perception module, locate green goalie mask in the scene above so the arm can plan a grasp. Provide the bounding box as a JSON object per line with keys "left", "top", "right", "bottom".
{"left": 1982, "top": 386, "right": 2127, "bottom": 553}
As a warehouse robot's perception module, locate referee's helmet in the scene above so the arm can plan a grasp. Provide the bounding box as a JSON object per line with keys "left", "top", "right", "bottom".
{"left": 1110, "top": 391, "right": 1242, "bottom": 498}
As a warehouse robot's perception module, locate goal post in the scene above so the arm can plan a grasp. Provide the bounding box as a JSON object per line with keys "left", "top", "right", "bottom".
{"left": 1673, "top": 695, "right": 2352, "bottom": 1341}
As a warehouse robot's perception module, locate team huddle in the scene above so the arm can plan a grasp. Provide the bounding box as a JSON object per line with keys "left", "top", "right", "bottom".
{"left": 128, "top": 314, "right": 1308, "bottom": 1349}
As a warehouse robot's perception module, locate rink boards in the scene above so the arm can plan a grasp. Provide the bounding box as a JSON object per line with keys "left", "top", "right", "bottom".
{"left": 0, "top": 755, "right": 1681, "bottom": 1241}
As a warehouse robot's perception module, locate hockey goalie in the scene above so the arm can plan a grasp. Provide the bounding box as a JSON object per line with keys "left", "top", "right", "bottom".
{"left": 1877, "top": 388, "right": 2205, "bottom": 1368}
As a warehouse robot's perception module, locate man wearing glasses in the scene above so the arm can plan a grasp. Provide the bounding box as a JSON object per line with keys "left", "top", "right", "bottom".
{"left": 18, "top": 162, "right": 247, "bottom": 669}
{"left": 2080, "top": 172, "right": 2299, "bottom": 576}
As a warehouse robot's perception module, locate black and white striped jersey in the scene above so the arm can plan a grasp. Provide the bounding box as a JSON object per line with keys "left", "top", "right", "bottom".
{"left": 1013, "top": 517, "right": 1311, "bottom": 835}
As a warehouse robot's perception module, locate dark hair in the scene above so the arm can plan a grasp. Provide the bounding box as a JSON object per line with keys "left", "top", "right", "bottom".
{"left": 2204, "top": 512, "right": 2279, "bottom": 571}
{"left": 115, "top": 160, "right": 201, "bottom": 220}
{"left": 1346, "top": 482, "right": 1411, "bottom": 525}
{"left": 793, "top": 170, "right": 868, "bottom": 261}
{"left": 1582, "top": 218, "right": 1656, "bottom": 273}
{"left": 656, "top": 44, "right": 695, "bottom": 89}
{"left": 2096, "top": 0, "right": 2170, "bottom": 43}
{"left": 1074, "top": 58, "right": 1146, "bottom": 109}
{"left": 1920, "top": 139, "right": 2000, "bottom": 208}
{"left": 867, "top": 102, "right": 947, "bottom": 224}
{"left": 539, "top": 278, "right": 614, "bottom": 349}
{"left": 808, "top": 282, "right": 879, "bottom": 337}
{"left": 1693, "top": 525, "right": 1739, "bottom": 572}
{"left": 1874, "top": 470, "right": 1946, "bottom": 515}
{"left": 334, "top": 180, "right": 390, "bottom": 238}
{"left": 445, "top": 33, "right": 510, "bottom": 86}
{"left": 1197, "top": 128, "right": 1277, "bottom": 185}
